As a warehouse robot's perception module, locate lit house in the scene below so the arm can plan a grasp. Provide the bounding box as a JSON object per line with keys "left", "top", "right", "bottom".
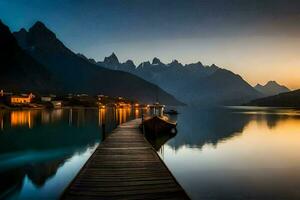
{"left": 11, "top": 93, "right": 34, "bottom": 105}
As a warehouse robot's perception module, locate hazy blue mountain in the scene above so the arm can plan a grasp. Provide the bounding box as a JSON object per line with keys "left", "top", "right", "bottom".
{"left": 0, "top": 20, "right": 56, "bottom": 93}
{"left": 245, "top": 89, "right": 300, "bottom": 107}
{"left": 97, "top": 53, "right": 136, "bottom": 72}
{"left": 254, "top": 81, "right": 290, "bottom": 96}
{"left": 192, "top": 68, "right": 262, "bottom": 105}
{"left": 13, "top": 21, "right": 181, "bottom": 105}
{"left": 97, "top": 53, "right": 261, "bottom": 105}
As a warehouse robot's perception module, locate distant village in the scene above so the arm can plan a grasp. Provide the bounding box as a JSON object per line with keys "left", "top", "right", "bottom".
{"left": 0, "top": 89, "right": 148, "bottom": 110}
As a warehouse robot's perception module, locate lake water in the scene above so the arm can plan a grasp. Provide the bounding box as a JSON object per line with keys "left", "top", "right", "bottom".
{"left": 0, "top": 108, "right": 140, "bottom": 199}
{"left": 1, "top": 106, "right": 300, "bottom": 200}
{"left": 159, "top": 106, "right": 300, "bottom": 200}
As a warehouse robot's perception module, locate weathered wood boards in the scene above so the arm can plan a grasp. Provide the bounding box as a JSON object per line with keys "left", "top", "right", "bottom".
{"left": 61, "top": 118, "right": 189, "bottom": 200}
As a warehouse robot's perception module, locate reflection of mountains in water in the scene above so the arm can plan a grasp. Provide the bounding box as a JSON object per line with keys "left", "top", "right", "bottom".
{"left": 0, "top": 123, "right": 99, "bottom": 199}
{"left": 165, "top": 107, "right": 251, "bottom": 150}
{"left": 0, "top": 108, "right": 140, "bottom": 199}
{"left": 25, "top": 157, "right": 67, "bottom": 187}
{"left": 0, "top": 109, "right": 100, "bottom": 199}
{"left": 0, "top": 168, "right": 24, "bottom": 199}
{"left": 0, "top": 158, "right": 67, "bottom": 199}
{"left": 0, "top": 121, "right": 101, "bottom": 156}
{"left": 167, "top": 107, "right": 300, "bottom": 150}
{"left": 238, "top": 108, "right": 300, "bottom": 129}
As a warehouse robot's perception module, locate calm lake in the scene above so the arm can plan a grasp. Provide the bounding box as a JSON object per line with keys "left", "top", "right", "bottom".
{"left": 0, "top": 108, "right": 140, "bottom": 199}
{"left": 159, "top": 106, "right": 300, "bottom": 200}
{"left": 1, "top": 106, "right": 300, "bottom": 200}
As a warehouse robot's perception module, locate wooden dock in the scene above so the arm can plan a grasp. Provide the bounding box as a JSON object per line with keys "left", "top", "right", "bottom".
{"left": 61, "top": 118, "right": 189, "bottom": 200}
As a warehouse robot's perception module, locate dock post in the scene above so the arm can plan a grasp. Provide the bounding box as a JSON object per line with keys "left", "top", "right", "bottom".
{"left": 141, "top": 109, "right": 145, "bottom": 135}
{"left": 101, "top": 123, "right": 106, "bottom": 141}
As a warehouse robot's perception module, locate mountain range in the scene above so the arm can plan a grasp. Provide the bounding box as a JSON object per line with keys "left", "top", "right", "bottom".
{"left": 0, "top": 20, "right": 56, "bottom": 93}
{"left": 1, "top": 19, "right": 293, "bottom": 106}
{"left": 254, "top": 81, "right": 290, "bottom": 96}
{"left": 245, "top": 89, "right": 300, "bottom": 107}
{"left": 96, "top": 53, "right": 262, "bottom": 105}
{"left": 11, "top": 21, "right": 181, "bottom": 105}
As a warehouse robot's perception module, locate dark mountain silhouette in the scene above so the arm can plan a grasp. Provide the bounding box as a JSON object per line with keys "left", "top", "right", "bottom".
{"left": 254, "top": 81, "right": 290, "bottom": 96}
{"left": 97, "top": 54, "right": 261, "bottom": 105}
{"left": 103, "top": 52, "right": 119, "bottom": 67}
{"left": 76, "top": 53, "right": 97, "bottom": 64}
{"left": 245, "top": 89, "right": 300, "bottom": 107}
{"left": 0, "top": 20, "right": 56, "bottom": 93}
{"left": 13, "top": 21, "right": 181, "bottom": 105}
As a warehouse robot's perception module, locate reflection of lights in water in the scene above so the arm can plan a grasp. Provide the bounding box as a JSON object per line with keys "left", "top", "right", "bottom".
{"left": 0, "top": 115, "right": 3, "bottom": 131}
{"left": 41, "top": 109, "right": 64, "bottom": 124}
{"left": 10, "top": 110, "right": 35, "bottom": 128}
{"left": 51, "top": 109, "right": 63, "bottom": 122}
{"left": 41, "top": 110, "right": 50, "bottom": 124}
{"left": 119, "top": 108, "right": 125, "bottom": 124}
{"left": 116, "top": 108, "right": 131, "bottom": 124}
{"left": 69, "top": 109, "right": 72, "bottom": 125}
{"left": 98, "top": 108, "right": 106, "bottom": 126}
{"left": 134, "top": 108, "right": 139, "bottom": 118}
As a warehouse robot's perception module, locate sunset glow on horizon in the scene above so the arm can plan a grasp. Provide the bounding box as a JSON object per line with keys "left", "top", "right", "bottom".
{"left": 0, "top": 0, "right": 299, "bottom": 89}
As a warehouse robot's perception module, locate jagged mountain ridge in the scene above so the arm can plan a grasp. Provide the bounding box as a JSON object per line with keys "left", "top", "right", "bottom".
{"left": 13, "top": 21, "right": 182, "bottom": 105}
{"left": 254, "top": 81, "right": 290, "bottom": 96}
{"left": 97, "top": 53, "right": 262, "bottom": 105}
{"left": 0, "top": 20, "right": 56, "bottom": 93}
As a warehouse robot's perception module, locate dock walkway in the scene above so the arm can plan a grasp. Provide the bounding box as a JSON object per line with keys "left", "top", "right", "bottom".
{"left": 62, "top": 118, "right": 189, "bottom": 200}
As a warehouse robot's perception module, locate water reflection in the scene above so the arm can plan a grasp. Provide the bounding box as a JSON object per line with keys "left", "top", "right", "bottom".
{"left": 1, "top": 112, "right": 4, "bottom": 131}
{"left": 134, "top": 108, "right": 139, "bottom": 118}
{"left": 0, "top": 168, "right": 25, "bottom": 199}
{"left": 116, "top": 108, "right": 132, "bottom": 124}
{"left": 98, "top": 108, "right": 106, "bottom": 126}
{"left": 145, "top": 131, "right": 177, "bottom": 152}
{"left": 159, "top": 106, "right": 300, "bottom": 200}
{"left": 10, "top": 110, "right": 36, "bottom": 128}
{"left": 3, "top": 106, "right": 298, "bottom": 199}
{"left": 0, "top": 107, "right": 141, "bottom": 199}
{"left": 162, "top": 107, "right": 251, "bottom": 150}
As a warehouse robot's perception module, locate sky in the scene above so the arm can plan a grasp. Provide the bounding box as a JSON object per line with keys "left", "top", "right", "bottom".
{"left": 0, "top": 0, "right": 299, "bottom": 89}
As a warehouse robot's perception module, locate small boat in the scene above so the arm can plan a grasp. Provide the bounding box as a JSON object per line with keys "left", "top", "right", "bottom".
{"left": 164, "top": 109, "right": 179, "bottom": 115}
{"left": 143, "top": 115, "right": 177, "bottom": 135}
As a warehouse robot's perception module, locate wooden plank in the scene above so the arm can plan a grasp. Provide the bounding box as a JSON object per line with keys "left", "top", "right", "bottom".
{"left": 61, "top": 118, "right": 190, "bottom": 200}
